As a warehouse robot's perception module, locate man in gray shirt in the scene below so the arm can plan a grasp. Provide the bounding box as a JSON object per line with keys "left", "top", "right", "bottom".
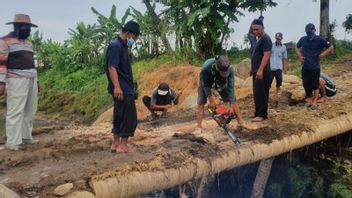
{"left": 269, "top": 32, "right": 288, "bottom": 96}
{"left": 142, "top": 82, "right": 179, "bottom": 119}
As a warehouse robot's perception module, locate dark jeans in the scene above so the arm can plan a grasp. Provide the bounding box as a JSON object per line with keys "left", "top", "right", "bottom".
{"left": 112, "top": 94, "right": 137, "bottom": 138}
{"left": 252, "top": 71, "right": 272, "bottom": 118}
{"left": 302, "top": 68, "right": 320, "bottom": 98}
{"left": 270, "top": 69, "right": 283, "bottom": 88}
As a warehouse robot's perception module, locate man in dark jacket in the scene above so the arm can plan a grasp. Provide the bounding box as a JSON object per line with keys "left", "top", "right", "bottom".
{"left": 105, "top": 21, "right": 140, "bottom": 153}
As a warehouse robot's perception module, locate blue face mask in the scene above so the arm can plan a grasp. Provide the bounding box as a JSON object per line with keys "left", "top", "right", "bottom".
{"left": 306, "top": 31, "right": 316, "bottom": 40}
{"left": 127, "top": 38, "right": 135, "bottom": 47}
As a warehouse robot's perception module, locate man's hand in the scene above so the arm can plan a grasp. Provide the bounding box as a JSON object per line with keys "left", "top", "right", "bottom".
{"left": 229, "top": 103, "right": 237, "bottom": 114}
{"left": 256, "top": 69, "right": 263, "bottom": 79}
{"left": 249, "top": 69, "right": 252, "bottom": 77}
{"left": 208, "top": 96, "right": 216, "bottom": 109}
{"left": 299, "top": 56, "right": 305, "bottom": 64}
{"left": 114, "top": 86, "right": 123, "bottom": 100}
{"left": 164, "top": 104, "right": 172, "bottom": 110}
{"left": 0, "top": 84, "right": 5, "bottom": 95}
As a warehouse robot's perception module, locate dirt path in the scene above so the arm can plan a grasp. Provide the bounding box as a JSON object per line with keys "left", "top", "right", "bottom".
{"left": 1, "top": 55, "right": 352, "bottom": 197}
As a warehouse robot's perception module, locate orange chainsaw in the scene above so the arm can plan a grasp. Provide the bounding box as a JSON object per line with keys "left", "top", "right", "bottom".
{"left": 207, "top": 106, "right": 241, "bottom": 145}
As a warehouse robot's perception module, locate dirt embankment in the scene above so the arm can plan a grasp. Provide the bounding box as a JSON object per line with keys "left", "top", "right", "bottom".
{"left": 1, "top": 55, "right": 352, "bottom": 197}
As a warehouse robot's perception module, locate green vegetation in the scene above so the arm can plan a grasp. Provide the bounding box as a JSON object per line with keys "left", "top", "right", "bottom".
{"left": 285, "top": 158, "right": 352, "bottom": 198}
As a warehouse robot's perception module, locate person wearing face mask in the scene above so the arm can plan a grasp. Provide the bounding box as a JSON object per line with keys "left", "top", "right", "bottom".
{"left": 295, "top": 23, "right": 334, "bottom": 110}
{"left": 105, "top": 20, "right": 140, "bottom": 154}
{"left": 0, "top": 14, "right": 39, "bottom": 151}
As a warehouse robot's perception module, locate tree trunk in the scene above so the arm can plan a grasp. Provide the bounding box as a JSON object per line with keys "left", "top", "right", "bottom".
{"left": 320, "top": 0, "right": 330, "bottom": 39}
{"left": 91, "top": 114, "right": 352, "bottom": 198}
{"left": 143, "top": 0, "right": 172, "bottom": 53}
{"left": 250, "top": 158, "right": 274, "bottom": 198}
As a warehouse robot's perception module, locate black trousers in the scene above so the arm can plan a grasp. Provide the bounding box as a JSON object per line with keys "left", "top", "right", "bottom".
{"left": 252, "top": 71, "right": 272, "bottom": 118}
{"left": 302, "top": 68, "right": 320, "bottom": 98}
{"left": 112, "top": 94, "right": 137, "bottom": 138}
{"left": 142, "top": 96, "right": 167, "bottom": 112}
{"left": 269, "top": 69, "right": 283, "bottom": 88}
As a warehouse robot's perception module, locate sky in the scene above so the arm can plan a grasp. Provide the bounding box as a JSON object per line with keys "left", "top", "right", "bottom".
{"left": 0, "top": 0, "right": 351, "bottom": 48}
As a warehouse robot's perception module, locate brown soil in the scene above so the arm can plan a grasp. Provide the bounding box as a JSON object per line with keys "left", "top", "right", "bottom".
{"left": 1, "top": 55, "right": 352, "bottom": 197}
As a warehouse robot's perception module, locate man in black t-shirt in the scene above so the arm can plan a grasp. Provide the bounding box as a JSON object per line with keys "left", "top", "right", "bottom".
{"left": 250, "top": 19, "right": 273, "bottom": 122}
{"left": 142, "top": 82, "right": 180, "bottom": 119}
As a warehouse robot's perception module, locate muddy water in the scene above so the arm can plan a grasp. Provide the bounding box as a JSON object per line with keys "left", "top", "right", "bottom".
{"left": 139, "top": 131, "right": 352, "bottom": 198}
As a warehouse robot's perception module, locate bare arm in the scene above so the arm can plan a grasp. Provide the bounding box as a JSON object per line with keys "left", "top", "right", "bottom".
{"left": 256, "top": 51, "right": 271, "bottom": 79}
{"left": 283, "top": 59, "right": 288, "bottom": 74}
{"left": 295, "top": 47, "right": 304, "bottom": 64}
{"left": 319, "top": 45, "right": 334, "bottom": 59}
{"left": 108, "top": 66, "right": 123, "bottom": 100}
{"left": 150, "top": 104, "right": 171, "bottom": 110}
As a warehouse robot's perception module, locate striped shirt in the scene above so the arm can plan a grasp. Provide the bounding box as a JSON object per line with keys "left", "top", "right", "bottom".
{"left": 0, "top": 32, "right": 37, "bottom": 84}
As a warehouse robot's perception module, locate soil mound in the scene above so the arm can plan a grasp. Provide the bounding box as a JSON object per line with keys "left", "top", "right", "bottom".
{"left": 137, "top": 62, "right": 201, "bottom": 117}
{"left": 94, "top": 62, "right": 201, "bottom": 125}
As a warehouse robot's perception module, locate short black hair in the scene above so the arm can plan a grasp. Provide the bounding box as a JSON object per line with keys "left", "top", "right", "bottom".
{"left": 251, "top": 19, "right": 264, "bottom": 27}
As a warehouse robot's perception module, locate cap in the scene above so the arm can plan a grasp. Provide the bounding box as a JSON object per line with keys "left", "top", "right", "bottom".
{"left": 216, "top": 55, "right": 231, "bottom": 78}
{"left": 123, "top": 20, "right": 140, "bottom": 36}
{"left": 157, "top": 82, "right": 170, "bottom": 96}
{"left": 305, "top": 23, "right": 316, "bottom": 32}
{"left": 275, "top": 32, "right": 283, "bottom": 39}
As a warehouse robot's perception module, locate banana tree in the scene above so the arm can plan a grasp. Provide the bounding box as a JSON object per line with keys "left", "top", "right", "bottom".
{"left": 154, "top": 0, "right": 277, "bottom": 58}
{"left": 91, "top": 5, "right": 131, "bottom": 50}
{"left": 68, "top": 22, "right": 101, "bottom": 66}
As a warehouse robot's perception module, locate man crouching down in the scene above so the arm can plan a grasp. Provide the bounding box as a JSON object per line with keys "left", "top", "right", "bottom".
{"left": 142, "top": 82, "right": 180, "bottom": 119}
{"left": 196, "top": 55, "right": 251, "bottom": 131}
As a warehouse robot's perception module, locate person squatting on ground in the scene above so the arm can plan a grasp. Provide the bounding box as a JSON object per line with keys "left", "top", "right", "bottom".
{"left": 142, "top": 82, "right": 180, "bottom": 119}
{"left": 318, "top": 72, "right": 337, "bottom": 103}
{"left": 0, "top": 14, "right": 39, "bottom": 151}
{"left": 295, "top": 23, "right": 334, "bottom": 110}
{"left": 269, "top": 32, "right": 288, "bottom": 98}
{"left": 196, "top": 55, "right": 250, "bottom": 131}
{"left": 105, "top": 21, "right": 140, "bottom": 154}
{"left": 250, "top": 19, "right": 273, "bottom": 122}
